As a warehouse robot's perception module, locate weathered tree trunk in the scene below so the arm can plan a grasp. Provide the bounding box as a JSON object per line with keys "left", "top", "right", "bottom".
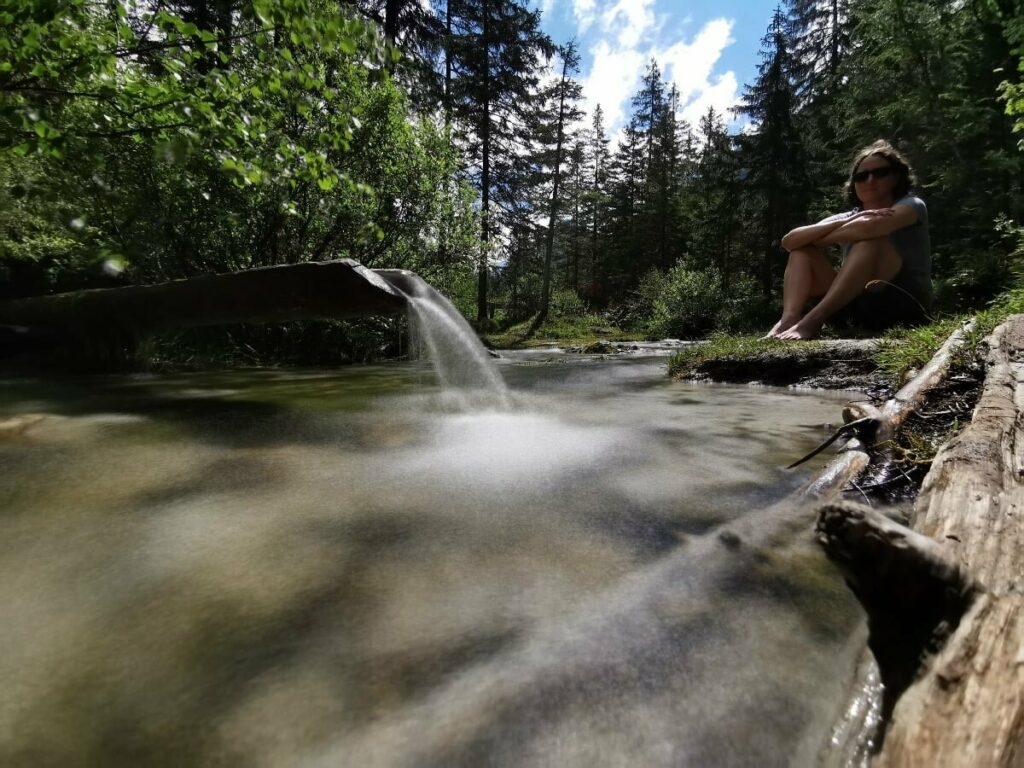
{"left": 0, "top": 259, "right": 405, "bottom": 344}
{"left": 873, "top": 315, "right": 1024, "bottom": 766}
{"left": 816, "top": 502, "right": 981, "bottom": 722}
{"left": 815, "top": 315, "right": 1024, "bottom": 765}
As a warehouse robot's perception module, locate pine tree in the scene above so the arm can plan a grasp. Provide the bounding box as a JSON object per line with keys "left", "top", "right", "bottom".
{"left": 785, "top": 0, "right": 850, "bottom": 105}
{"left": 446, "top": 0, "right": 554, "bottom": 324}
{"left": 534, "top": 41, "right": 584, "bottom": 326}
{"left": 688, "top": 107, "right": 740, "bottom": 283}
{"left": 355, "top": 0, "right": 446, "bottom": 108}
{"left": 603, "top": 119, "right": 646, "bottom": 296}
{"left": 582, "top": 105, "right": 610, "bottom": 300}
{"left": 735, "top": 6, "right": 808, "bottom": 298}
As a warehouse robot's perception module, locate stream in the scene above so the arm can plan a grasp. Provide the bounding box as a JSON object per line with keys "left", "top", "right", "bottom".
{"left": 0, "top": 348, "right": 867, "bottom": 766}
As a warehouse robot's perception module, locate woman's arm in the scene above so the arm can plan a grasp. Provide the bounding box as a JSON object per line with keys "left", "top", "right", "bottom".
{"left": 780, "top": 212, "right": 860, "bottom": 252}
{"left": 814, "top": 204, "right": 920, "bottom": 247}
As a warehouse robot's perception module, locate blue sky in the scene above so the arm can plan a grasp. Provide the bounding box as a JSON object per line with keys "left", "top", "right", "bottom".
{"left": 535, "top": 0, "right": 782, "bottom": 139}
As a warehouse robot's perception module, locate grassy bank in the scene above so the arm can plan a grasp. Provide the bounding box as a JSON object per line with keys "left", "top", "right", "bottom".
{"left": 667, "top": 285, "right": 1024, "bottom": 387}
{"left": 485, "top": 312, "right": 639, "bottom": 349}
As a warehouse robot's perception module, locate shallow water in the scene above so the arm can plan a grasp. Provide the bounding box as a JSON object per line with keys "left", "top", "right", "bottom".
{"left": 0, "top": 352, "right": 864, "bottom": 766}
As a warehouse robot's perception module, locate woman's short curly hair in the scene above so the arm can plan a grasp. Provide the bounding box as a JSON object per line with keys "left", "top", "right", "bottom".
{"left": 844, "top": 139, "right": 917, "bottom": 208}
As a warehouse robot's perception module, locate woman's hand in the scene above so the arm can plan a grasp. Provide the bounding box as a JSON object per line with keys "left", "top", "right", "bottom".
{"left": 851, "top": 208, "right": 894, "bottom": 221}
{"left": 814, "top": 204, "right": 918, "bottom": 247}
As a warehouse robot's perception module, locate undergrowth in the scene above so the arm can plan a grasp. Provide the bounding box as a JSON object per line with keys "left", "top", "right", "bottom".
{"left": 485, "top": 312, "right": 635, "bottom": 348}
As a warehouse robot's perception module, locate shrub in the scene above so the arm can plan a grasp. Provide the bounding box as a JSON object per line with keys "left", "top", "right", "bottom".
{"left": 648, "top": 265, "right": 726, "bottom": 339}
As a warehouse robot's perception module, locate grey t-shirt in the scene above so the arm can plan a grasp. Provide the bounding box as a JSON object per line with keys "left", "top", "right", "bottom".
{"left": 834, "top": 195, "right": 932, "bottom": 306}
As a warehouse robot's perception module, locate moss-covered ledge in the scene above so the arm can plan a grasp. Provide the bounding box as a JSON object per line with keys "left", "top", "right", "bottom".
{"left": 667, "top": 335, "right": 890, "bottom": 392}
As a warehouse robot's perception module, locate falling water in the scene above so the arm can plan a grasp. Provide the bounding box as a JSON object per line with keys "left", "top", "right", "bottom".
{"left": 375, "top": 269, "right": 511, "bottom": 408}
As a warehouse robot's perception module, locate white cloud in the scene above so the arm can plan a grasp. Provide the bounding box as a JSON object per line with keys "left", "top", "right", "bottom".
{"left": 601, "top": 0, "right": 656, "bottom": 49}
{"left": 573, "top": 0, "right": 598, "bottom": 33}
{"left": 580, "top": 40, "right": 645, "bottom": 131}
{"left": 679, "top": 71, "right": 739, "bottom": 126}
{"left": 576, "top": 11, "right": 740, "bottom": 143}
{"left": 540, "top": 0, "right": 557, "bottom": 19}
{"left": 656, "top": 18, "right": 734, "bottom": 103}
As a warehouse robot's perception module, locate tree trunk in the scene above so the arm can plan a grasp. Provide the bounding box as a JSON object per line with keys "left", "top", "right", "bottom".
{"left": 384, "top": 0, "right": 401, "bottom": 43}
{"left": 814, "top": 315, "right": 1024, "bottom": 765}
{"left": 477, "top": 0, "right": 491, "bottom": 326}
{"left": 535, "top": 53, "right": 569, "bottom": 329}
{"left": 874, "top": 314, "right": 1024, "bottom": 766}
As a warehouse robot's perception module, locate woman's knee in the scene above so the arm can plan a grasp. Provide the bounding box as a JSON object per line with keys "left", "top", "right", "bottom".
{"left": 847, "top": 238, "right": 901, "bottom": 279}
{"left": 787, "top": 246, "right": 824, "bottom": 262}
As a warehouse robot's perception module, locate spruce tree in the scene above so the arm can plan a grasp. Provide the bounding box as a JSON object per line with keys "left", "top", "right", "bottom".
{"left": 446, "top": 0, "right": 553, "bottom": 324}
{"left": 534, "top": 42, "right": 584, "bottom": 326}
{"left": 735, "top": 6, "right": 808, "bottom": 298}
{"left": 582, "top": 105, "right": 610, "bottom": 300}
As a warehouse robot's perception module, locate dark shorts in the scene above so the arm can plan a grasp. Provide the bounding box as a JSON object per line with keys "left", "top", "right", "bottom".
{"left": 841, "top": 276, "right": 931, "bottom": 332}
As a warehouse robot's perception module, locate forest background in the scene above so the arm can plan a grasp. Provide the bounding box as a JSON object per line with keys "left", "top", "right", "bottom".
{"left": 1, "top": 0, "right": 1023, "bottom": 364}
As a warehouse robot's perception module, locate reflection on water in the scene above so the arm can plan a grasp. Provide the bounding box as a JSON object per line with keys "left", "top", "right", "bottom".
{"left": 0, "top": 355, "right": 864, "bottom": 766}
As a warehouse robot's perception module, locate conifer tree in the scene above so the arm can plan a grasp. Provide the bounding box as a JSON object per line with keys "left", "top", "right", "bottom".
{"left": 534, "top": 42, "right": 584, "bottom": 326}
{"left": 446, "top": 0, "right": 553, "bottom": 323}
{"left": 603, "top": 119, "right": 646, "bottom": 296}
{"left": 688, "top": 107, "right": 740, "bottom": 283}
{"left": 735, "top": 6, "right": 808, "bottom": 298}
{"left": 582, "top": 105, "right": 610, "bottom": 300}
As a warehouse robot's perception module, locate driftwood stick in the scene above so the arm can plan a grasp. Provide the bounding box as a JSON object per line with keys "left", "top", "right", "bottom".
{"left": 787, "top": 417, "right": 876, "bottom": 469}
{"left": 844, "top": 319, "right": 976, "bottom": 447}
{"left": 801, "top": 448, "right": 871, "bottom": 499}
{"left": 800, "top": 320, "right": 976, "bottom": 503}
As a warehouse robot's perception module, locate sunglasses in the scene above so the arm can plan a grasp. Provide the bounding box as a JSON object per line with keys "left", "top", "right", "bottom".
{"left": 852, "top": 165, "right": 895, "bottom": 183}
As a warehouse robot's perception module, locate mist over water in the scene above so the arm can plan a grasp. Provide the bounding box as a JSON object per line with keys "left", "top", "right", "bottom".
{"left": 0, "top": 351, "right": 866, "bottom": 766}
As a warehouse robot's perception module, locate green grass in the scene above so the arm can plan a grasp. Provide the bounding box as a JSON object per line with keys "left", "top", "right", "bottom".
{"left": 873, "top": 318, "right": 967, "bottom": 378}
{"left": 666, "top": 334, "right": 824, "bottom": 378}
{"left": 666, "top": 286, "right": 1024, "bottom": 386}
{"left": 875, "top": 285, "right": 1024, "bottom": 379}
{"left": 485, "top": 312, "right": 638, "bottom": 349}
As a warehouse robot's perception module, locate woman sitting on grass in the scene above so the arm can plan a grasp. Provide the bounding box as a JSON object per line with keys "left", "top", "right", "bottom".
{"left": 767, "top": 140, "right": 932, "bottom": 340}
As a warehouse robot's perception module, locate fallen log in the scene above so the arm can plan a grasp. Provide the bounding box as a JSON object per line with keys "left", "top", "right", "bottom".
{"left": 815, "top": 501, "right": 981, "bottom": 724}
{"left": 812, "top": 315, "right": 1024, "bottom": 765}
{"left": 0, "top": 259, "right": 406, "bottom": 353}
{"left": 872, "top": 314, "right": 1024, "bottom": 767}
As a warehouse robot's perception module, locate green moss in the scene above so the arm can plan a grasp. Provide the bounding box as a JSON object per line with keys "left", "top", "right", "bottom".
{"left": 666, "top": 334, "right": 825, "bottom": 378}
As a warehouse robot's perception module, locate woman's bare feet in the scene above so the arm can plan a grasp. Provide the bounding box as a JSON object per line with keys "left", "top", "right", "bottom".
{"left": 776, "top": 317, "right": 823, "bottom": 340}
{"left": 764, "top": 315, "right": 802, "bottom": 339}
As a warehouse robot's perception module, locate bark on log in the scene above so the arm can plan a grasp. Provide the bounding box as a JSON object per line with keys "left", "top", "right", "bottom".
{"left": 815, "top": 501, "right": 981, "bottom": 723}
{"left": 0, "top": 260, "right": 406, "bottom": 342}
{"left": 872, "top": 315, "right": 1024, "bottom": 767}
{"left": 801, "top": 448, "right": 871, "bottom": 499}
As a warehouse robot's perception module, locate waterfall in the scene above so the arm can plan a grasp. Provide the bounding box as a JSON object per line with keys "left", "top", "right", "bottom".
{"left": 375, "top": 270, "right": 511, "bottom": 408}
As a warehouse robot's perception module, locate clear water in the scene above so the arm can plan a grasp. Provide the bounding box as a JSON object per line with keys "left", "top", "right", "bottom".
{"left": 0, "top": 353, "right": 864, "bottom": 766}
